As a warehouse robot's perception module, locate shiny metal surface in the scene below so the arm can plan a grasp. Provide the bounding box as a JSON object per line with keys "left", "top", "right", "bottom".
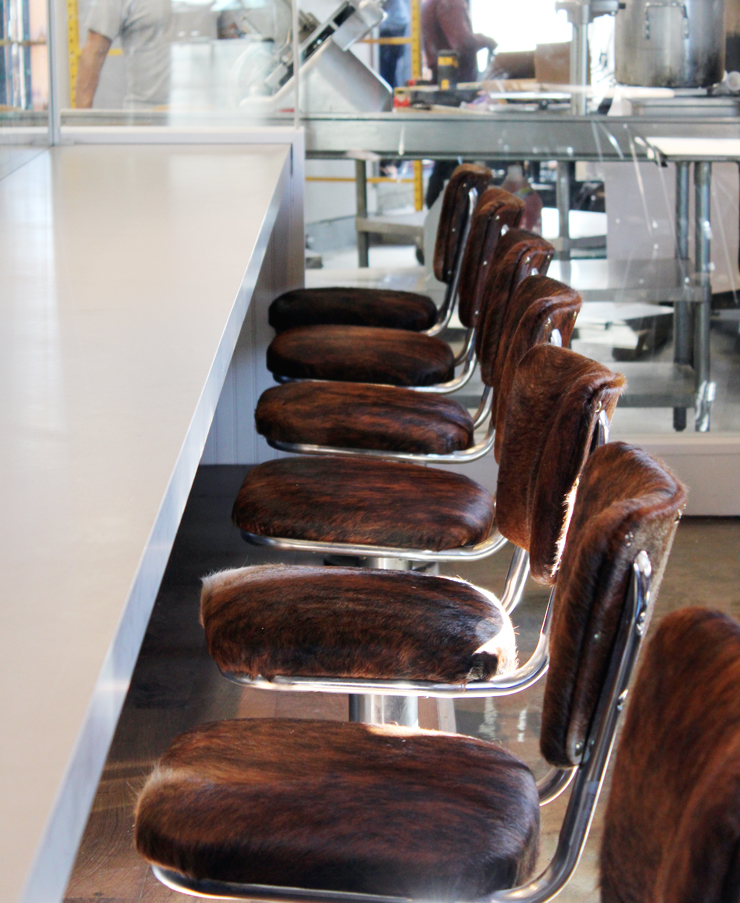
{"left": 413, "top": 331, "right": 478, "bottom": 394}
{"left": 240, "top": 523, "right": 508, "bottom": 562}
{"left": 616, "top": 0, "right": 725, "bottom": 86}
{"left": 536, "top": 767, "right": 577, "bottom": 805}
{"left": 490, "top": 553, "right": 653, "bottom": 903}
{"left": 473, "top": 385, "right": 494, "bottom": 428}
{"left": 426, "top": 188, "right": 478, "bottom": 337}
{"left": 499, "top": 547, "right": 531, "bottom": 614}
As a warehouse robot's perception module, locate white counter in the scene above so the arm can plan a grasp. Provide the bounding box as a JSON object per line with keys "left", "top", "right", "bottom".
{"left": 0, "top": 142, "right": 302, "bottom": 903}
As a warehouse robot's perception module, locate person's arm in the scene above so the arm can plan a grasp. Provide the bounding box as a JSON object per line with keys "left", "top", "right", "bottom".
{"left": 76, "top": 30, "right": 112, "bottom": 108}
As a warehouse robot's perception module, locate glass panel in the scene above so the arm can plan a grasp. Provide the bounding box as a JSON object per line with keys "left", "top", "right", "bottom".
{"left": 0, "top": 0, "right": 50, "bottom": 140}
{"left": 60, "top": 0, "right": 389, "bottom": 125}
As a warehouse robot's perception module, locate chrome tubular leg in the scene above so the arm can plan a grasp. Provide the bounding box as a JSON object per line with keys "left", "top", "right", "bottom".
{"left": 349, "top": 555, "right": 427, "bottom": 725}
{"left": 356, "top": 159, "right": 369, "bottom": 268}
{"left": 674, "top": 160, "right": 691, "bottom": 431}
{"left": 499, "top": 546, "right": 530, "bottom": 614}
{"left": 436, "top": 698, "right": 457, "bottom": 733}
{"left": 556, "top": 162, "right": 573, "bottom": 260}
{"left": 694, "top": 161, "right": 713, "bottom": 432}
{"left": 350, "top": 694, "right": 418, "bottom": 727}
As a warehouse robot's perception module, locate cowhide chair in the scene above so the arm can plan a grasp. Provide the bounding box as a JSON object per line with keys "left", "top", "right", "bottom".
{"left": 232, "top": 345, "right": 625, "bottom": 574}
{"left": 265, "top": 227, "right": 555, "bottom": 391}
{"left": 219, "top": 344, "right": 623, "bottom": 732}
{"left": 255, "top": 274, "right": 581, "bottom": 463}
{"left": 601, "top": 605, "right": 740, "bottom": 903}
{"left": 269, "top": 166, "right": 517, "bottom": 336}
{"left": 134, "top": 442, "right": 687, "bottom": 903}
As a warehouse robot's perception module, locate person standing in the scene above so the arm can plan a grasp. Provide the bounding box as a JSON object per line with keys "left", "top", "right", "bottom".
{"left": 421, "top": 0, "right": 496, "bottom": 207}
{"left": 76, "top": 0, "right": 172, "bottom": 109}
{"left": 421, "top": 0, "right": 496, "bottom": 84}
{"left": 379, "top": 0, "right": 411, "bottom": 89}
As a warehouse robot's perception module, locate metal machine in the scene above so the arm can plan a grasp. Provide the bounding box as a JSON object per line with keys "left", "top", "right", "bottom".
{"left": 230, "top": 0, "right": 392, "bottom": 113}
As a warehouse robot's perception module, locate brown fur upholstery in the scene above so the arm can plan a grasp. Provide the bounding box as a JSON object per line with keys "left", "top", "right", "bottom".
{"left": 135, "top": 718, "right": 540, "bottom": 900}
{"left": 472, "top": 230, "right": 555, "bottom": 373}
{"left": 433, "top": 163, "right": 493, "bottom": 283}
{"left": 255, "top": 381, "right": 474, "bottom": 454}
{"left": 492, "top": 277, "right": 582, "bottom": 456}
{"left": 268, "top": 287, "right": 439, "bottom": 333}
{"left": 539, "top": 442, "right": 688, "bottom": 768}
{"left": 496, "top": 345, "right": 626, "bottom": 585}
{"left": 201, "top": 564, "right": 516, "bottom": 682}
{"left": 601, "top": 607, "right": 740, "bottom": 903}
{"left": 232, "top": 455, "right": 495, "bottom": 550}
{"left": 457, "top": 187, "right": 525, "bottom": 329}
{"left": 266, "top": 325, "right": 455, "bottom": 386}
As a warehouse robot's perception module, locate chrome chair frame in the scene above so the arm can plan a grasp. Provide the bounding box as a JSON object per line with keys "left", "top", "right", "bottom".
{"left": 151, "top": 551, "right": 653, "bottom": 903}
{"left": 273, "top": 199, "right": 545, "bottom": 400}
{"left": 424, "top": 189, "right": 479, "bottom": 338}
{"left": 240, "top": 524, "right": 508, "bottom": 564}
{"left": 265, "top": 329, "right": 565, "bottom": 467}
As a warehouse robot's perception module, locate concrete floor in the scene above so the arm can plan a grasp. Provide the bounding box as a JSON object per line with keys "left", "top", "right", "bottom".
{"left": 64, "top": 463, "right": 740, "bottom": 903}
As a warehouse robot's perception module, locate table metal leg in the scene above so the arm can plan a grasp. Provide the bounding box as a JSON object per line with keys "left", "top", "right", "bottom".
{"left": 556, "top": 161, "right": 573, "bottom": 261}
{"left": 673, "top": 160, "right": 691, "bottom": 431}
{"left": 355, "top": 158, "right": 370, "bottom": 268}
{"left": 694, "top": 160, "right": 714, "bottom": 432}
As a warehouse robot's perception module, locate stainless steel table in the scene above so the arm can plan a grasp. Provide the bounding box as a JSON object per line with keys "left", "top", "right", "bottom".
{"left": 644, "top": 137, "right": 740, "bottom": 430}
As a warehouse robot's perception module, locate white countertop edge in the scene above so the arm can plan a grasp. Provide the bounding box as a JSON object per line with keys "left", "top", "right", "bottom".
{"left": 61, "top": 124, "right": 304, "bottom": 145}
{"left": 18, "top": 146, "right": 292, "bottom": 903}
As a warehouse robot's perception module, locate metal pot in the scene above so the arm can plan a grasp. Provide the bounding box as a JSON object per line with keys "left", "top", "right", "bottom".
{"left": 615, "top": 0, "right": 726, "bottom": 87}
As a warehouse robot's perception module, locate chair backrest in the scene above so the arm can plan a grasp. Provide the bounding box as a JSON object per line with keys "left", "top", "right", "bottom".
{"left": 485, "top": 275, "right": 582, "bottom": 443}
{"left": 456, "top": 186, "right": 525, "bottom": 325}
{"left": 601, "top": 606, "right": 740, "bottom": 903}
{"left": 496, "top": 345, "right": 626, "bottom": 585}
{"left": 471, "top": 228, "right": 554, "bottom": 347}
{"left": 432, "top": 164, "right": 493, "bottom": 285}
{"left": 539, "top": 441, "right": 687, "bottom": 769}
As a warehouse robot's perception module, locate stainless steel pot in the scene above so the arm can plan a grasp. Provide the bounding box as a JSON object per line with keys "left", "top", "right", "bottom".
{"left": 615, "top": 0, "right": 726, "bottom": 86}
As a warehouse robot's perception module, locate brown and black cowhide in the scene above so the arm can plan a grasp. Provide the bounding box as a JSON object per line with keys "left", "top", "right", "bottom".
{"left": 539, "top": 442, "right": 687, "bottom": 769}
{"left": 255, "top": 381, "right": 475, "bottom": 454}
{"left": 601, "top": 607, "right": 740, "bottom": 903}
{"left": 135, "top": 718, "right": 540, "bottom": 900}
{"left": 457, "top": 187, "right": 525, "bottom": 329}
{"left": 433, "top": 163, "right": 493, "bottom": 284}
{"left": 201, "top": 564, "right": 516, "bottom": 682}
{"left": 496, "top": 345, "right": 626, "bottom": 585}
{"left": 268, "top": 287, "right": 439, "bottom": 334}
{"left": 232, "top": 455, "right": 495, "bottom": 550}
{"left": 492, "top": 278, "right": 582, "bottom": 457}
{"left": 266, "top": 324, "right": 455, "bottom": 386}
{"left": 470, "top": 230, "right": 555, "bottom": 373}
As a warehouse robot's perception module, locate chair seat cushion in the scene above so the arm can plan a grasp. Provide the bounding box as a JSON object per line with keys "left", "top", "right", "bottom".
{"left": 135, "top": 719, "right": 540, "bottom": 900}
{"left": 255, "top": 382, "right": 475, "bottom": 454}
{"left": 232, "top": 456, "right": 495, "bottom": 551}
{"left": 267, "top": 325, "right": 456, "bottom": 386}
{"left": 268, "top": 287, "right": 439, "bottom": 333}
{"left": 201, "top": 565, "right": 516, "bottom": 683}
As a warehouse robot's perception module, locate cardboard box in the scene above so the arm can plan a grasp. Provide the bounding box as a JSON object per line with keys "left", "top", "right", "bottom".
{"left": 535, "top": 42, "right": 590, "bottom": 84}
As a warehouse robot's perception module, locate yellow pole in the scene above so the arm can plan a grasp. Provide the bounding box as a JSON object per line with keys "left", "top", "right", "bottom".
{"left": 67, "top": 0, "right": 80, "bottom": 107}
{"left": 410, "top": 0, "right": 423, "bottom": 210}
